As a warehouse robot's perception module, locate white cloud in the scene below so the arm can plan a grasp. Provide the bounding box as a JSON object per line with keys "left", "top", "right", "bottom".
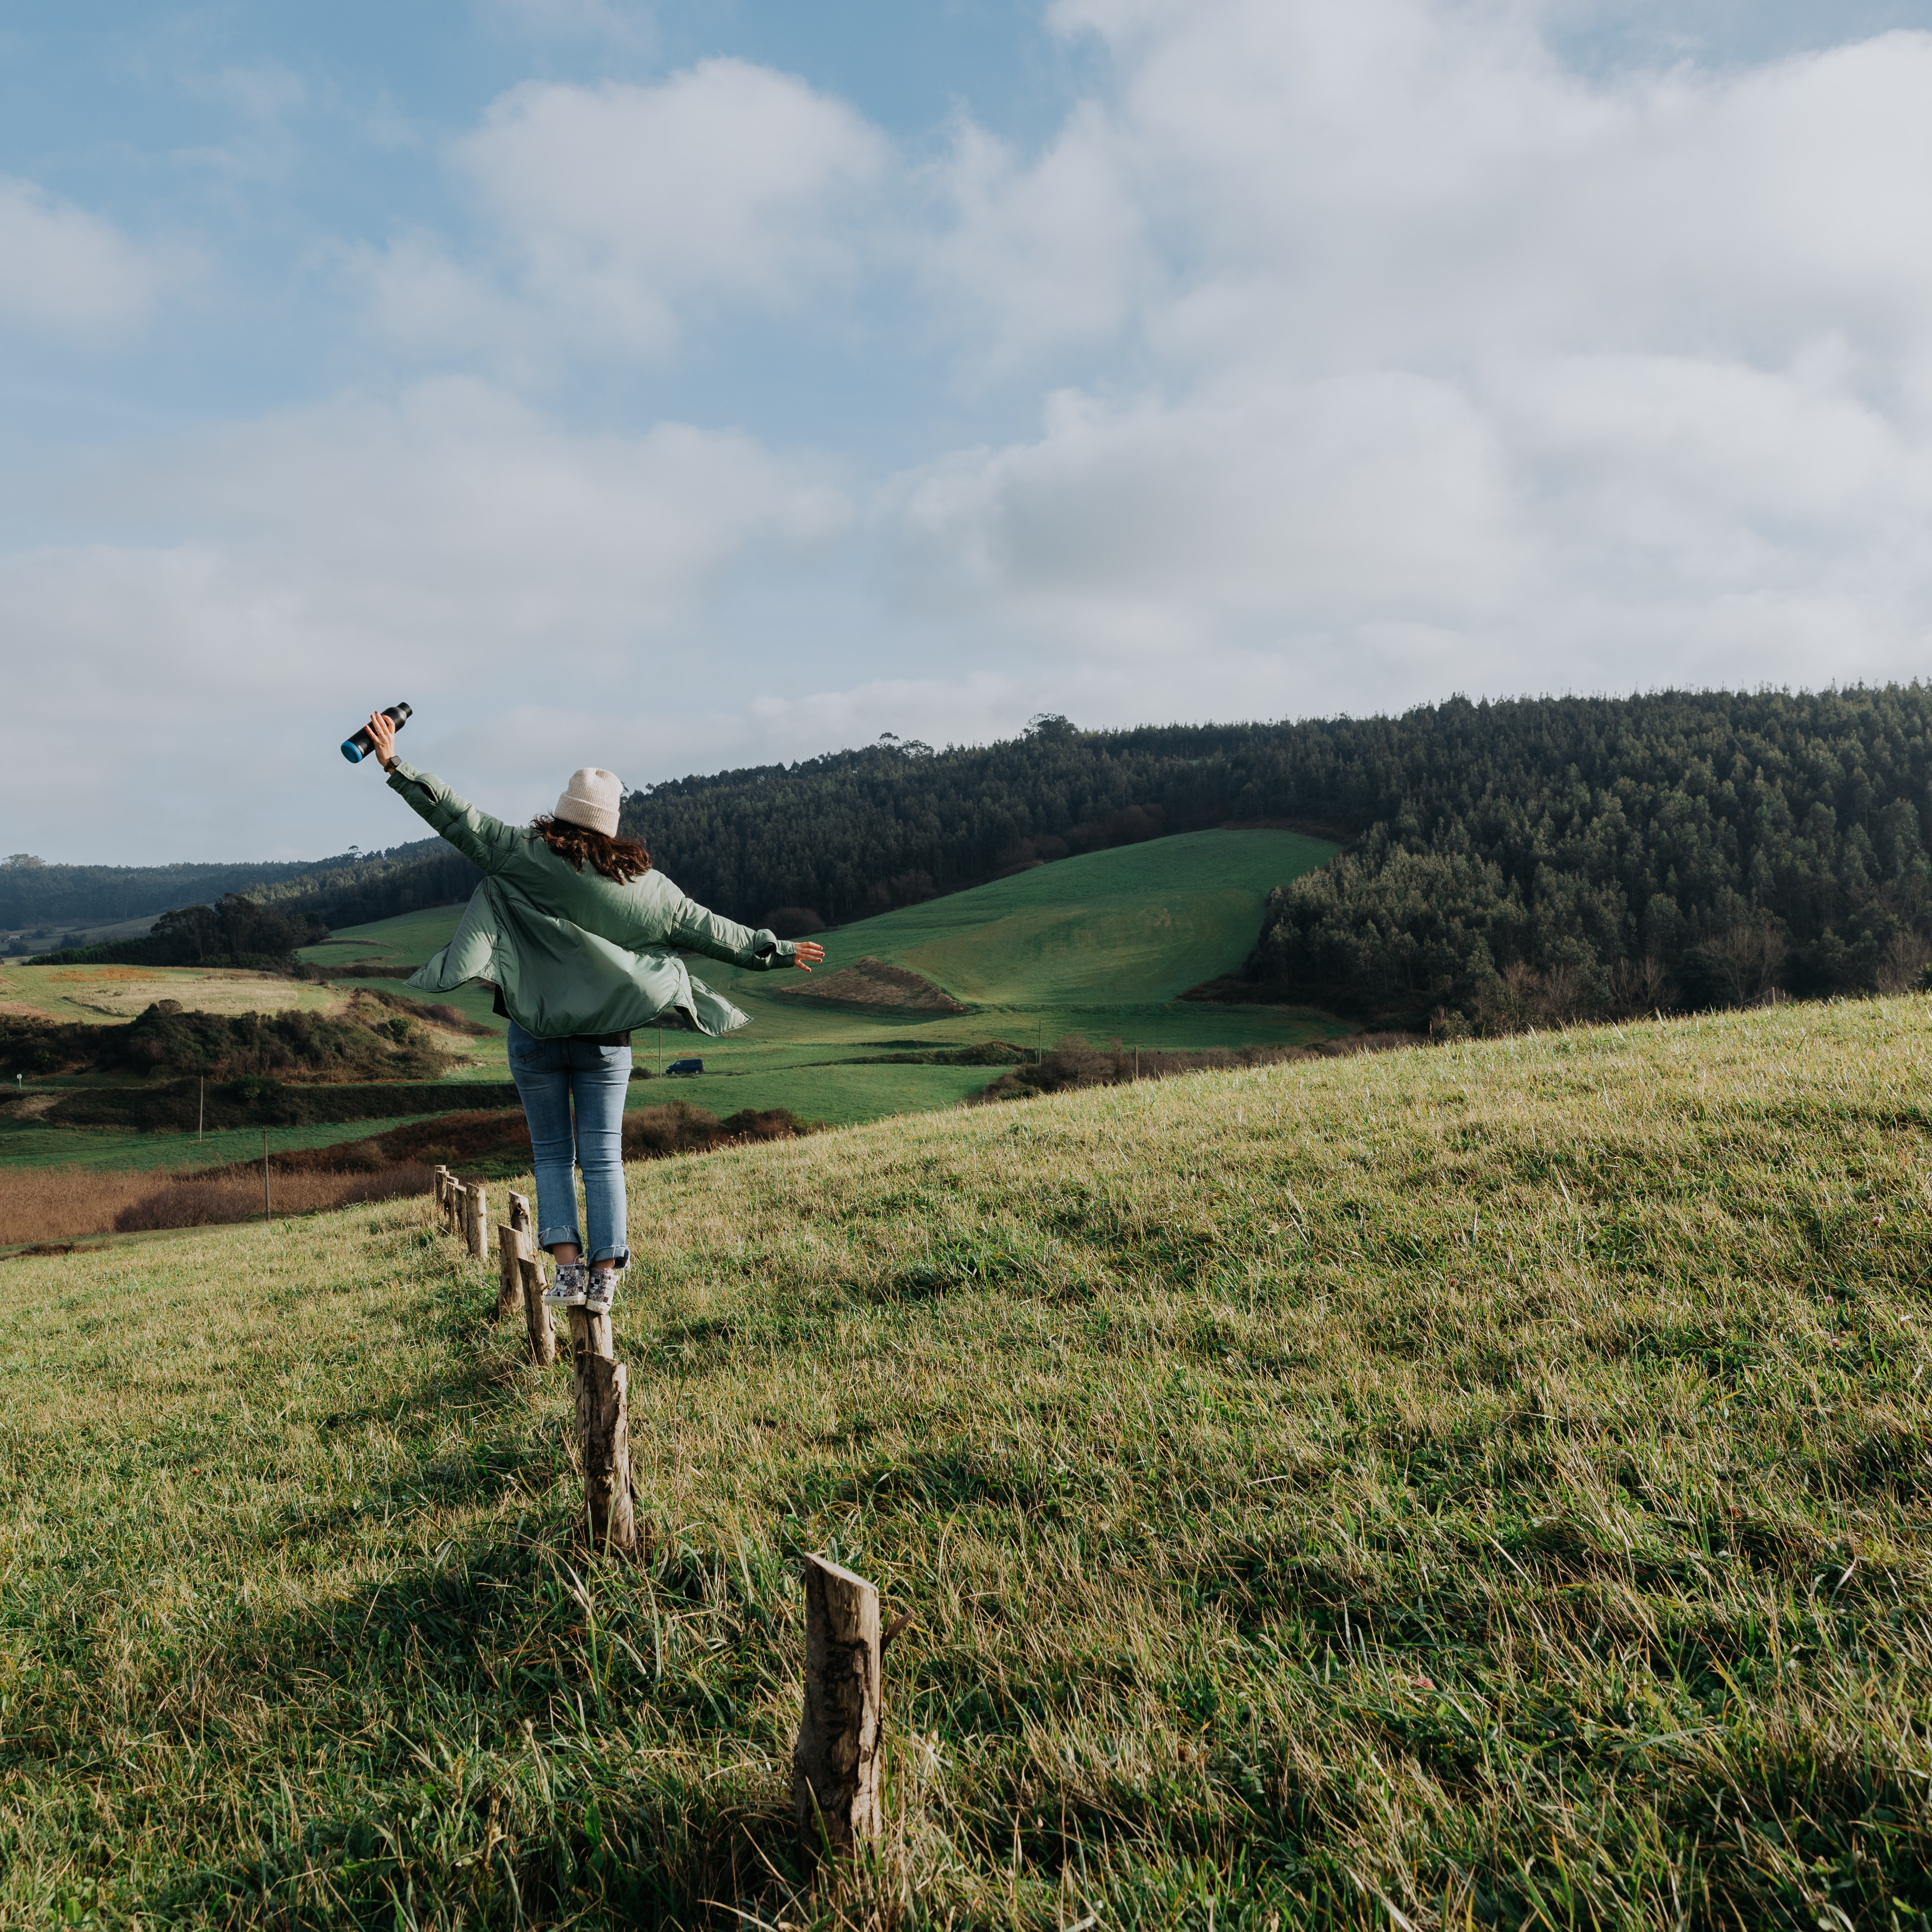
{"left": 0, "top": 177, "right": 161, "bottom": 338}
{"left": 446, "top": 61, "right": 888, "bottom": 356}
{"left": 0, "top": 381, "right": 851, "bottom": 858}
{"left": 920, "top": 104, "right": 1153, "bottom": 376}
{"left": 890, "top": 0, "right": 1932, "bottom": 706}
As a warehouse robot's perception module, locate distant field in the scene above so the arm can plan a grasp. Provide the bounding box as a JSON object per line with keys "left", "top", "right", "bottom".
{"left": 0, "top": 961, "right": 345, "bottom": 1025}
{"left": 0, "top": 1112, "right": 448, "bottom": 1176}
{"left": 5, "top": 997, "right": 1929, "bottom": 1922}
{"left": 5, "top": 837, "right": 1343, "bottom": 1179}
{"left": 302, "top": 903, "right": 473, "bottom": 968}
{"left": 297, "top": 837, "right": 1351, "bottom": 1120}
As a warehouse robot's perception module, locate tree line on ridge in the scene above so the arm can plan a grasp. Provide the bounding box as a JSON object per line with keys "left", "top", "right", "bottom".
{"left": 28, "top": 688, "right": 1932, "bottom": 1030}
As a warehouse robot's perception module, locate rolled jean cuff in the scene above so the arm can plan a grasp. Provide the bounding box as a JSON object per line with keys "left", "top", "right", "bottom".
{"left": 537, "top": 1220, "right": 583, "bottom": 1251}
{"left": 588, "top": 1246, "right": 630, "bottom": 1269}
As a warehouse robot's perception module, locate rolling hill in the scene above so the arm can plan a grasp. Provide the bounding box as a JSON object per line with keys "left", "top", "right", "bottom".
{"left": 5, "top": 994, "right": 1928, "bottom": 1922}
{"left": 781, "top": 828, "right": 1336, "bottom": 1009}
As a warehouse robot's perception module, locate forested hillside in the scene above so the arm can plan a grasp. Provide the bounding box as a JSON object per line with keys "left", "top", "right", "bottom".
{"left": 37, "top": 689, "right": 1932, "bottom": 1029}
{"left": 622, "top": 688, "right": 1932, "bottom": 1027}
{"left": 1245, "top": 687, "right": 1932, "bottom": 1026}
{"left": 0, "top": 853, "right": 336, "bottom": 932}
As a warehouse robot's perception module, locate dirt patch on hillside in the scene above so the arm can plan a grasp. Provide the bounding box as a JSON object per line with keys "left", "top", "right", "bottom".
{"left": 783, "top": 955, "right": 966, "bottom": 1013}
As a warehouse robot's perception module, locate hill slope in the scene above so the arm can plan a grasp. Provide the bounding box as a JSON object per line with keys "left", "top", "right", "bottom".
{"left": 782, "top": 827, "right": 1335, "bottom": 1008}
{"left": 6, "top": 996, "right": 1929, "bottom": 1923}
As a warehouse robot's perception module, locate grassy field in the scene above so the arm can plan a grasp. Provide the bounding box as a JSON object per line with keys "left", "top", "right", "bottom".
{"left": 273, "top": 835, "right": 1350, "bottom": 1131}
{"left": 0, "top": 1113, "right": 452, "bottom": 1179}
{"left": 797, "top": 829, "right": 1336, "bottom": 1008}
{"left": 0, "top": 961, "right": 346, "bottom": 1025}
{"left": 4, "top": 995, "right": 1931, "bottom": 1926}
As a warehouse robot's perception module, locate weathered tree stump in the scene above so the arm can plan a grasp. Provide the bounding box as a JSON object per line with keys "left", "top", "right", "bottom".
{"left": 496, "top": 1224, "right": 525, "bottom": 1322}
{"left": 792, "top": 1555, "right": 883, "bottom": 1866}
{"left": 574, "top": 1353, "right": 636, "bottom": 1553}
{"left": 507, "top": 1189, "right": 532, "bottom": 1236}
{"left": 465, "top": 1183, "right": 489, "bottom": 1261}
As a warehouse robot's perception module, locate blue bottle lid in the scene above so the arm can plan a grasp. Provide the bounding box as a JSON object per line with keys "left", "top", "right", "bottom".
{"left": 340, "top": 740, "right": 365, "bottom": 763}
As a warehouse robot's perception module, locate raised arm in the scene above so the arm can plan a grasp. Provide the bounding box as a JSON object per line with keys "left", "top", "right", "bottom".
{"left": 362, "top": 709, "right": 523, "bottom": 874}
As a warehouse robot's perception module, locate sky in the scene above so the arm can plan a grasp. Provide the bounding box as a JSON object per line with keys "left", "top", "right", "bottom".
{"left": 4, "top": 0, "right": 1932, "bottom": 864}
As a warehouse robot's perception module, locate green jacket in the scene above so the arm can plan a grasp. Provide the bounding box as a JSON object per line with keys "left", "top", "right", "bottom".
{"left": 385, "top": 759, "right": 795, "bottom": 1039}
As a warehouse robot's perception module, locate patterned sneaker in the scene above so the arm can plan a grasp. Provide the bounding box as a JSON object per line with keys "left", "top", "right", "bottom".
{"left": 543, "top": 1261, "right": 588, "bottom": 1309}
{"left": 585, "top": 1269, "right": 618, "bottom": 1316}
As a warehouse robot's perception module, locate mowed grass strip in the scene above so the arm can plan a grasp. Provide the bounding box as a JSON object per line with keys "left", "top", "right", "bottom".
{"left": 3, "top": 998, "right": 1931, "bottom": 1927}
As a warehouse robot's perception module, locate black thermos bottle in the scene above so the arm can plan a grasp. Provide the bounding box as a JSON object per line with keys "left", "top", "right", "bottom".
{"left": 341, "top": 703, "right": 412, "bottom": 764}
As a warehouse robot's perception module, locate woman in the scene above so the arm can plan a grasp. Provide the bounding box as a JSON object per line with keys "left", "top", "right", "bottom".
{"left": 361, "top": 710, "right": 824, "bottom": 1316}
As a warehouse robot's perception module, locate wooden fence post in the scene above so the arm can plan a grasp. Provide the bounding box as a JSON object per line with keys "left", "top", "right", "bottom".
{"left": 465, "top": 1183, "right": 489, "bottom": 1261}
{"left": 515, "top": 1230, "right": 555, "bottom": 1368}
{"left": 508, "top": 1189, "right": 532, "bottom": 1236}
{"left": 434, "top": 1166, "right": 449, "bottom": 1214}
{"left": 573, "top": 1352, "right": 636, "bottom": 1554}
{"left": 496, "top": 1225, "right": 525, "bottom": 1322}
{"left": 565, "top": 1303, "right": 614, "bottom": 1370}
{"left": 792, "top": 1555, "right": 884, "bottom": 1866}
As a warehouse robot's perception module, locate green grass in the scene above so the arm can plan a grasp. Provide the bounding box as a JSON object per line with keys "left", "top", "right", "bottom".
{"left": 0, "top": 1112, "right": 452, "bottom": 1174}
{"left": 281, "top": 839, "right": 1350, "bottom": 1133}
{"left": 5, "top": 996, "right": 1932, "bottom": 1926}
{"left": 301, "top": 905, "right": 477, "bottom": 968}
{"left": 797, "top": 828, "right": 1335, "bottom": 1008}
{"left": 627, "top": 1061, "right": 1000, "bottom": 1128}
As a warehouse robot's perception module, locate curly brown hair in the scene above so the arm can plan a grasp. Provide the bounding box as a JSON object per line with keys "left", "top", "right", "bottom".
{"left": 531, "top": 814, "right": 653, "bottom": 884}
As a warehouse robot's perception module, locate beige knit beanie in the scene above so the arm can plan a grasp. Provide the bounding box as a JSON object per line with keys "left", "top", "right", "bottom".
{"left": 553, "top": 768, "right": 623, "bottom": 838}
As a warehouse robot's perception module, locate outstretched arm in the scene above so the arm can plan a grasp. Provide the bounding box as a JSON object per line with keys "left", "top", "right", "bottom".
{"left": 664, "top": 892, "right": 827, "bottom": 973}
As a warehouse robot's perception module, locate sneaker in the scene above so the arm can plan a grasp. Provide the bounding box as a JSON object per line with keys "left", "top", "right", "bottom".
{"left": 543, "top": 1261, "right": 588, "bottom": 1308}
{"left": 585, "top": 1270, "right": 618, "bottom": 1316}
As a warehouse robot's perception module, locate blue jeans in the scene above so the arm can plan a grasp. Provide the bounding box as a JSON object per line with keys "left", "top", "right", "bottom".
{"left": 506, "top": 1021, "right": 631, "bottom": 1266}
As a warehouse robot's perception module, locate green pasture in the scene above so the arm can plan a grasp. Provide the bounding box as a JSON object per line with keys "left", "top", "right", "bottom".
{"left": 626, "top": 1060, "right": 996, "bottom": 1128}
{"left": 5, "top": 997, "right": 1932, "bottom": 1925}
{"left": 300, "top": 903, "right": 471, "bottom": 969}
{"left": 287, "top": 834, "right": 1349, "bottom": 1128}
{"left": 790, "top": 828, "right": 1335, "bottom": 1007}
{"left": 7, "top": 836, "right": 1342, "bottom": 1170}
{"left": 0, "top": 1112, "right": 448, "bottom": 1173}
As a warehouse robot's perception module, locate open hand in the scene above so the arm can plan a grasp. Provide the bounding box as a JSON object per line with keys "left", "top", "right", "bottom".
{"left": 365, "top": 711, "right": 398, "bottom": 771}
{"left": 793, "top": 940, "right": 825, "bottom": 973}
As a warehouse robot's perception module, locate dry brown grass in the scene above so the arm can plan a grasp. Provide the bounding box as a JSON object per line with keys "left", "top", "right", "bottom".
{"left": 0, "top": 1160, "right": 434, "bottom": 1245}
{"left": 111, "top": 1164, "right": 435, "bottom": 1232}
{"left": 0, "top": 1165, "right": 172, "bottom": 1244}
